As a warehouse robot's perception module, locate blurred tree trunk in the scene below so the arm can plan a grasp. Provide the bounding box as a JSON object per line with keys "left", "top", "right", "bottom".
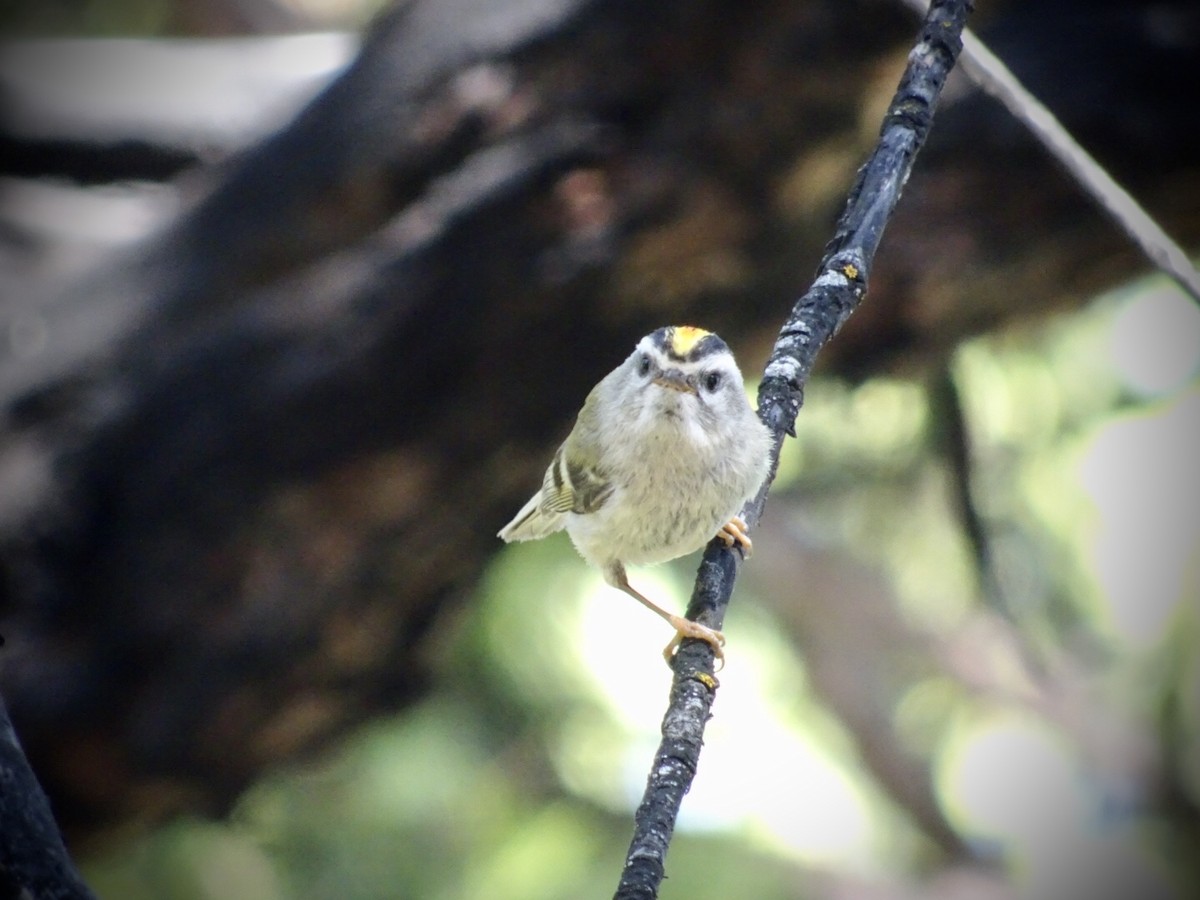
{"left": 0, "top": 695, "right": 96, "bottom": 898}
{"left": 0, "top": 0, "right": 1197, "bottom": 844}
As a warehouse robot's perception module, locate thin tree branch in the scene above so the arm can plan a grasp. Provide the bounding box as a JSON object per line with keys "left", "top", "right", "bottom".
{"left": 929, "top": 362, "right": 1004, "bottom": 616}
{"left": 898, "top": 0, "right": 1200, "bottom": 304}
{"left": 929, "top": 361, "right": 1048, "bottom": 682}
{"left": 613, "top": 2, "right": 973, "bottom": 896}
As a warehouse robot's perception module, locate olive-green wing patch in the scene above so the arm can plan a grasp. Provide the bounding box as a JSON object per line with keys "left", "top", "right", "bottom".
{"left": 540, "top": 446, "right": 612, "bottom": 515}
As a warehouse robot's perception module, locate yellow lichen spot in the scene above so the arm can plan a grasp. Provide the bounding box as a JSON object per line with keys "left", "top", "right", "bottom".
{"left": 842, "top": 263, "right": 860, "bottom": 280}
{"left": 694, "top": 671, "right": 719, "bottom": 691}
{"left": 671, "top": 325, "right": 711, "bottom": 356}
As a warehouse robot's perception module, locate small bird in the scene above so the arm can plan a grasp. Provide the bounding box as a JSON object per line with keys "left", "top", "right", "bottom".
{"left": 498, "top": 325, "right": 772, "bottom": 664}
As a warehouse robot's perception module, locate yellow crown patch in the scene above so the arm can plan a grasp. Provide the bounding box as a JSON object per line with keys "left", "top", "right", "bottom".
{"left": 670, "top": 326, "right": 711, "bottom": 357}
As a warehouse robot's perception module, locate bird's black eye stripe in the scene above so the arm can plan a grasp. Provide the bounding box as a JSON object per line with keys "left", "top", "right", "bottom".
{"left": 638, "top": 354, "right": 652, "bottom": 376}
{"left": 703, "top": 371, "right": 722, "bottom": 392}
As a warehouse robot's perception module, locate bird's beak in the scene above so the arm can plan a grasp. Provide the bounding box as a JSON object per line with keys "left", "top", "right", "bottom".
{"left": 652, "top": 369, "right": 697, "bottom": 394}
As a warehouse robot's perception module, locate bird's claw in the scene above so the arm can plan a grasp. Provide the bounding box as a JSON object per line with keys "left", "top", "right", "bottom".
{"left": 663, "top": 615, "right": 726, "bottom": 671}
{"left": 716, "top": 515, "right": 753, "bottom": 558}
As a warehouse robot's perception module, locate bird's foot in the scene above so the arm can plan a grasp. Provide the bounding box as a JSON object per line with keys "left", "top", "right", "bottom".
{"left": 716, "top": 515, "right": 752, "bottom": 557}
{"left": 663, "top": 615, "right": 726, "bottom": 670}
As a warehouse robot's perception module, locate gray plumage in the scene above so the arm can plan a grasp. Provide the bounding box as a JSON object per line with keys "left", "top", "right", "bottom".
{"left": 498, "top": 325, "right": 772, "bottom": 661}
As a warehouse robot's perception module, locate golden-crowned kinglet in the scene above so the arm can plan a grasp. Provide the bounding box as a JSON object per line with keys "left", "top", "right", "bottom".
{"left": 498, "top": 325, "right": 772, "bottom": 664}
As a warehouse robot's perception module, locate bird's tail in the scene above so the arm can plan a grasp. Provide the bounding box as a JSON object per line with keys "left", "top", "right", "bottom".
{"left": 497, "top": 492, "right": 566, "bottom": 542}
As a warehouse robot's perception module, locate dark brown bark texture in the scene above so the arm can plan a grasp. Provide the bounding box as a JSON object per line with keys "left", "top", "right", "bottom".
{"left": 0, "top": 0, "right": 1197, "bottom": 844}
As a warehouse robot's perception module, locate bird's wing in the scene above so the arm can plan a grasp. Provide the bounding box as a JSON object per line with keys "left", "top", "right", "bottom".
{"left": 547, "top": 444, "right": 613, "bottom": 515}
{"left": 497, "top": 445, "right": 612, "bottom": 542}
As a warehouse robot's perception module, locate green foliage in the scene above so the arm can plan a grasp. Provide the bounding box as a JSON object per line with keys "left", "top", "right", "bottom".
{"left": 0, "top": 0, "right": 386, "bottom": 37}
{"left": 0, "top": 0, "right": 173, "bottom": 37}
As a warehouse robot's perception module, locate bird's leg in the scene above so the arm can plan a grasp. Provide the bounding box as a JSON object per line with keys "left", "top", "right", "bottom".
{"left": 607, "top": 562, "right": 725, "bottom": 667}
{"left": 716, "top": 515, "right": 752, "bottom": 558}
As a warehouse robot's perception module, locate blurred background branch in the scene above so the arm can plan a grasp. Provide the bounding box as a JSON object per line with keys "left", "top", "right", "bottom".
{"left": 899, "top": 0, "right": 1200, "bottom": 304}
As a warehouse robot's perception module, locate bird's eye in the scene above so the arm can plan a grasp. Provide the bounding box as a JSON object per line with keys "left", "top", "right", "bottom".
{"left": 703, "top": 371, "right": 722, "bottom": 392}
{"left": 638, "top": 354, "right": 652, "bottom": 376}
